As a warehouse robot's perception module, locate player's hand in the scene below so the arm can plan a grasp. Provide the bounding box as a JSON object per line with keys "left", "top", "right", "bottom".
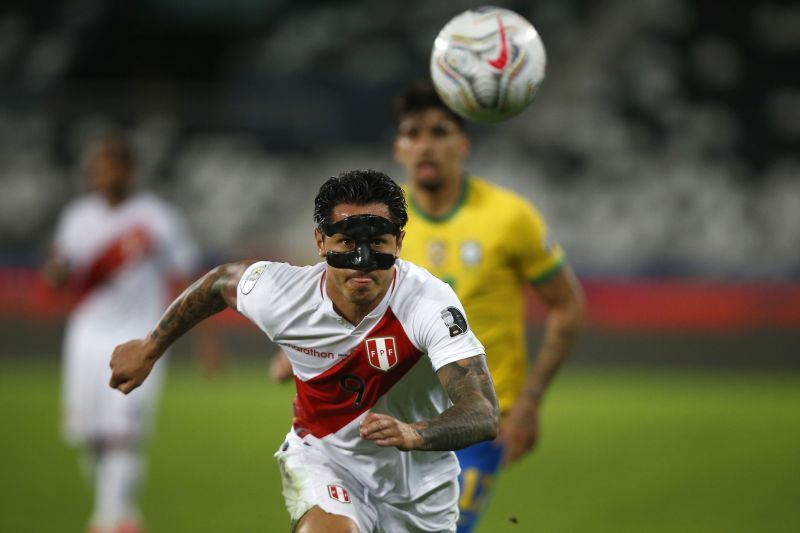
{"left": 42, "top": 251, "right": 70, "bottom": 289}
{"left": 360, "top": 412, "right": 424, "bottom": 451}
{"left": 498, "top": 396, "right": 540, "bottom": 465}
{"left": 109, "top": 338, "right": 161, "bottom": 394}
{"left": 269, "top": 349, "right": 294, "bottom": 382}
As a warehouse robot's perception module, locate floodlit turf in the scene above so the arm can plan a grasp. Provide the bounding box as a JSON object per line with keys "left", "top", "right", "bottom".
{"left": 1, "top": 359, "right": 798, "bottom": 533}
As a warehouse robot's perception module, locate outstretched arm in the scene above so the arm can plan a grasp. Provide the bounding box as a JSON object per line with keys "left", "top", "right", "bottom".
{"left": 360, "top": 354, "right": 500, "bottom": 451}
{"left": 500, "top": 266, "right": 585, "bottom": 464}
{"left": 109, "top": 261, "right": 251, "bottom": 394}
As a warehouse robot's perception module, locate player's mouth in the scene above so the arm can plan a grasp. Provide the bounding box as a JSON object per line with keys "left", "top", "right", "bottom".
{"left": 346, "top": 273, "right": 377, "bottom": 286}
{"left": 416, "top": 161, "right": 439, "bottom": 179}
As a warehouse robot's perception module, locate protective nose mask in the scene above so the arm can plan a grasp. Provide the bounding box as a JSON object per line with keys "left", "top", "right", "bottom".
{"left": 319, "top": 214, "right": 400, "bottom": 271}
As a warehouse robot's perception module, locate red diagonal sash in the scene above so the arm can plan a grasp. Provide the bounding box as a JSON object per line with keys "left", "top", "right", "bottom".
{"left": 74, "top": 225, "right": 154, "bottom": 300}
{"left": 292, "top": 308, "right": 423, "bottom": 438}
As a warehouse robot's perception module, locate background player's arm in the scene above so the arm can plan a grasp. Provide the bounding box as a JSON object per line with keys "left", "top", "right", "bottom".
{"left": 42, "top": 249, "right": 70, "bottom": 288}
{"left": 109, "top": 260, "right": 251, "bottom": 394}
{"left": 501, "top": 265, "right": 585, "bottom": 464}
{"left": 528, "top": 266, "right": 585, "bottom": 399}
{"left": 360, "top": 354, "right": 499, "bottom": 451}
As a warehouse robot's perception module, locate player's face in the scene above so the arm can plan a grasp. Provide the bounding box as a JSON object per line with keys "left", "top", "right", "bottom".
{"left": 87, "top": 146, "right": 132, "bottom": 199}
{"left": 315, "top": 203, "right": 404, "bottom": 309}
{"left": 393, "top": 108, "right": 470, "bottom": 190}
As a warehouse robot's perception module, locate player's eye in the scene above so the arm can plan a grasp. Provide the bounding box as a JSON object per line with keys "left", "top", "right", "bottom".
{"left": 431, "top": 126, "right": 449, "bottom": 137}
{"left": 335, "top": 238, "right": 354, "bottom": 249}
{"left": 371, "top": 238, "right": 387, "bottom": 248}
{"left": 401, "top": 127, "right": 419, "bottom": 138}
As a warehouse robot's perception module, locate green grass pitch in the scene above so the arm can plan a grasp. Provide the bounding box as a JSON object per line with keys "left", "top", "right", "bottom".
{"left": 1, "top": 359, "right": 798, "bottom": 532}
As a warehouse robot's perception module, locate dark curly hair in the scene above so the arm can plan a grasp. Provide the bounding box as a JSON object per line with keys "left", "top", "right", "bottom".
{"left": 392, "top": 79, "right": 464, "bottom": 129}
{"left": 313, "top": 169, "right": 408, "bottom": 229}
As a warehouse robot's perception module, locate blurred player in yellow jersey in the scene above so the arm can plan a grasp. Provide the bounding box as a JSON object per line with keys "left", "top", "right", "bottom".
{"left": 393, "top": 81, "right": 585, "bottom": 532}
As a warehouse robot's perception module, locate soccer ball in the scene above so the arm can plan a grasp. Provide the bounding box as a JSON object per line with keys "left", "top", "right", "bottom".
{"left": 430, "top": 6, "right": 546, "bottom": 123}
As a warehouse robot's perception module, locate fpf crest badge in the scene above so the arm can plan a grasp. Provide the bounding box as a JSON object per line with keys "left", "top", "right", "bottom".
{"left": 327, "top": 484, "right": 351, "bottom": 504}
{"left": 365, "top": 337, "right": 398, "bottom": 371}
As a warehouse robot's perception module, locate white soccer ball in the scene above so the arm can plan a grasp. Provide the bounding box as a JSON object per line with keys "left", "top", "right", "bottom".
{"left": 430, "top": 6, "right": 546, "bottom": 123}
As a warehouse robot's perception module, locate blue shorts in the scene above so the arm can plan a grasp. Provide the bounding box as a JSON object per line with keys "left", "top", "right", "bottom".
{"left": 455, "top": 439, "right": 505, "bottom": 533}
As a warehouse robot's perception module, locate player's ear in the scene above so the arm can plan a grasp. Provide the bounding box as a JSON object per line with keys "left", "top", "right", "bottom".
{"left": 458, "top": 134, "right": 471, "bottom": 160}
{"left": 395, "top": 230, "right": 406, "bottom": 255}
{"left": 314, "top": 228, "right": 326, "bottom": 258}
{"left": 391, "top": 136, "right": 403, "bottom": 163}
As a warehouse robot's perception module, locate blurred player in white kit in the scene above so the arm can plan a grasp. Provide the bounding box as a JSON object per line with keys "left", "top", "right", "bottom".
{"left": 44, "top": 133, "right": 201, "bottom": 533}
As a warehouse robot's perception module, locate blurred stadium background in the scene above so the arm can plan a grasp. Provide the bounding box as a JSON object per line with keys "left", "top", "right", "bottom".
{"left": 1, "top": 0, "right": 798, "bottom": 531}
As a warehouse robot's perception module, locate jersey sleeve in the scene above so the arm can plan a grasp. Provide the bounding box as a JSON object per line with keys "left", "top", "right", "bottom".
{"left": 52, "top": 203, "right": 82, "bottom": 265}
{"left": 236, "top": 260, "right": 296, "bottom": 339}
{"left": 511, "top": 200, "right": 565, "bottom": 285}
{"left": 159, "top": 203, "right": 201, "bottom": 277}
{"left": 408, "top": 278, "right": 485, "bottom": 372}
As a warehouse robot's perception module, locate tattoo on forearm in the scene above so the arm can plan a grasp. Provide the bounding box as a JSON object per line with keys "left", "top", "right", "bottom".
{"left": 149, "top": 262, "right": 244, "bottom": 350}
{"left": 415, "top": 355, "right": 499, "bottom": 451}
{"left": 529, "top": 315, "right": 581, "bottom": 396}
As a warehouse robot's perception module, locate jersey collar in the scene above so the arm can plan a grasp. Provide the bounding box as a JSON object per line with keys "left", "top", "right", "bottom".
{"left": 318, "top": 268, "right": 398, "bottom": 324}
{"left": 408, "top": 173, "right": 470, "bottom": 224}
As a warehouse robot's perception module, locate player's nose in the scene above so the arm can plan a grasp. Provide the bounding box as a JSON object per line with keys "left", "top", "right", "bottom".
{"left": 412, "top": 131, "right": 435, "bottom": 152}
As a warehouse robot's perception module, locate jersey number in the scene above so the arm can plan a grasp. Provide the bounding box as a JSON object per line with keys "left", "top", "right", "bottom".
{"left": 339, "top": 374, "right": 365, "bottom": 406}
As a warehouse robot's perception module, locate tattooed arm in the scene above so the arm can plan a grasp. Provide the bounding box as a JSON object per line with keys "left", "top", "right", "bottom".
{"left": 360, "top": 354, "right": 500, "bottom": 451}
{"left": 109, "top": 261, "right": 251, "bottom": 394}
{"left": 415, "top": 354, "right": 500, "bottom": 450}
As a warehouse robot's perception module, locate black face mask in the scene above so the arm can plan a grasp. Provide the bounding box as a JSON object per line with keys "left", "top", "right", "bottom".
{"left": 319, "top": 214, "right": 400, "bottom": 271}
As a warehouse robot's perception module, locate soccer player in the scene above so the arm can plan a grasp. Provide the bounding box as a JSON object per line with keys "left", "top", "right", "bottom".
{"left": 392, "top": 82, "right": 586, "bottom": 532}
{"left": 44, "top": 133, "right": 201, "bottom": 533}
{"left": 109, "top": 169, "right": 500, "bottom": 532}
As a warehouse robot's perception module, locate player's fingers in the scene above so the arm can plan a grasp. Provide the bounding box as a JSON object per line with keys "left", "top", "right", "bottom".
{"left": 116, "top": 379, "right": 137, "bottom": 395}
{"left": 109, "top": 372, "right": 123, "bottom": 388}
{"left": 363, "top": 426, "right": 397, "bottom": 441}
{"left": 375, "top": 436, "right": 402, "bottom": 447}
{"left": 361, "top": 412, "right": 385, "bottom": 425}
{"left": 360, "top": 413, "right": 391, "bottom": 435}
{"left": 360, "top": 419, "right": 389, "bottom": 438}
{"left": 359, "top": 413, "right": 375, "bottom": 430}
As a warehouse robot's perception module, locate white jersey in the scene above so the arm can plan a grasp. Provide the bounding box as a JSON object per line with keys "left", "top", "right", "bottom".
{"left": 54, "top": 191, "right": 199, "bottom": 340}
{"left": 237, "top": 258, "right": 485, "bottom": 503}
{"left": 55, "top": 191, "right": 199, "bottom": 443}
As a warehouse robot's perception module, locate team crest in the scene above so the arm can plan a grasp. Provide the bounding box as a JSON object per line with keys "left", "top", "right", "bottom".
{"left": 440, "top": 306, "right": 468, "bottom": 337}
{"left": 460, "top": 241, "right": 482, "bottom": 266}
{"left": 240, "top": 265, "right": 266, "bottom": 295}
{"left": 365, "top": 336, "right": 398, "bottom": 372}
{"left": 427, "top": 240, "right": 447, "bottom": 267}
{"left": 327, "top": 484, "right": 351, "bottom": 504}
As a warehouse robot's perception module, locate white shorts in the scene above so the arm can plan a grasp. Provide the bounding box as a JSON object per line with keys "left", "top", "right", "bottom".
{"left": 274, "top": 431, "right": 458, "bottom": 532}
{"left": 61, "top": 325, "right": 165, "bottom": 445}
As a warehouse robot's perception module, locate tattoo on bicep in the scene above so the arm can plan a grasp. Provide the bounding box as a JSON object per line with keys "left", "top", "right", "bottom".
{"left": 440, "top": 356, "right": 496, "bottom": 405}
{"left": 150, "top": 263, "right": 243, "bottom": 347}
{"left": 415, "top": 355, "right": 499, "bottom": 451}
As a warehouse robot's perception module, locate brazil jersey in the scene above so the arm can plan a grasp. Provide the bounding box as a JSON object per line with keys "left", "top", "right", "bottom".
{"left": 401, "top": 176, "right": 564, "bottom": 413}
